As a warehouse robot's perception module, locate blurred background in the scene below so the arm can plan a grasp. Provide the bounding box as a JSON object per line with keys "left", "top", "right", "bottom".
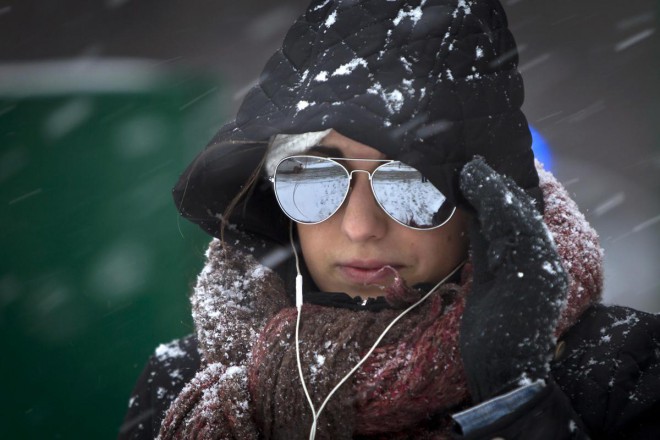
{"left": 0, "top": 0, "right": 657, "bottom": 438}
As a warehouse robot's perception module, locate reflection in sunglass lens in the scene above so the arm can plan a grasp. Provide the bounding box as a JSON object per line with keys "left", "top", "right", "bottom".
{"left": 274, "top": 157, "right": 349, "bottom": 223}
{"left": 371, "top": 162, "right": 452, "bottom": 228}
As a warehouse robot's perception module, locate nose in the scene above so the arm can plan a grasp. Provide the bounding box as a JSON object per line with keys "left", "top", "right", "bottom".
{"left": 339, "top": 172, "right": 388, "bottom": 242}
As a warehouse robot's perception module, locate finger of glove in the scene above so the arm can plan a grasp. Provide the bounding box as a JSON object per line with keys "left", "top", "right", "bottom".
{"left": 460, "top": 157, "right": 547, "bottom": 242}
{"left": 460, "top": 158, "right": 565, "bottom": 282}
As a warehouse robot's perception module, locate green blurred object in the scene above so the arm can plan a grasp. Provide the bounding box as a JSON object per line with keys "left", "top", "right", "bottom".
{"left": 0, "top": 60, "right": 221, "bottom": 439}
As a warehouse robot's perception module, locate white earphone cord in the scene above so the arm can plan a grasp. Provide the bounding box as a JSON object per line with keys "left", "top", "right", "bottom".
{"left": 290, "top": 222, "right": 316, "bottom": 422}
{"left": 290, "top": 222, "right": 465, "bottom": 440}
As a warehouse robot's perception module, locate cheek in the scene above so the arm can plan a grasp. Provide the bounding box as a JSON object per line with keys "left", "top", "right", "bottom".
{"left": 297, "top": 224, "right": 318, "bottom": 259}
{"left": 406, "top": 216, "right": 469, "bottom": 280}
{"left": 297, "top": 212, "right": 345, "bottom": 256}
{"left": 410, "top": 232, "right": 460, "bottom": 262}
{"left": 297, "top": 223, "right": 332, "bottom": 272}
{"left": 297, "top": 221, "right": 348, "bottom": 292}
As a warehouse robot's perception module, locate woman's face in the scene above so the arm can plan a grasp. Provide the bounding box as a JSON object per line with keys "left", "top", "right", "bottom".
{"left": 297, "top": 130, "right": 469, "bottom": 298}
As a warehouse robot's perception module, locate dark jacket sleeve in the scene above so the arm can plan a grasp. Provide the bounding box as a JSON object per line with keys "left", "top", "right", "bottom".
{"left": 455, "top": 304, "right": 660, "bottom": 439}
{"left": 552, "top": 304, "right": 660, "bottom": 439}
{"left": 117, "top": 335, "right": 201, "bottom": 440}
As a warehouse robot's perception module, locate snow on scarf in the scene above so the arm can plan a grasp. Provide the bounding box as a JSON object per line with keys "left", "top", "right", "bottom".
{"left": 157, "top": 164, "right": 603, "bottom": 439}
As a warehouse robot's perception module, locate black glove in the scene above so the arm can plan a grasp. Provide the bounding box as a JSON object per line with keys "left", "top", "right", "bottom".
{"left": 458, "top": 157, "right": 569, "bottom": 403}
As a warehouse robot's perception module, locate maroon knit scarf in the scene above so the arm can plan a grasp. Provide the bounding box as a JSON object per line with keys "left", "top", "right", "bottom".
{"left": 158, "top": 165, "right": 603, "bottom": 439}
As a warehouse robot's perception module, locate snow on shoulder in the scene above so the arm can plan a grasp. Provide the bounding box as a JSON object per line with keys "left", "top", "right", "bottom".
{"left": 190, "top": 238, "right": 287, "bottom": 365}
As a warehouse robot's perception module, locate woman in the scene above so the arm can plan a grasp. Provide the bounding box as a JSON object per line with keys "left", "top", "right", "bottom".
{"left": 119, "top": 0, "right": 660, "bottom": 438}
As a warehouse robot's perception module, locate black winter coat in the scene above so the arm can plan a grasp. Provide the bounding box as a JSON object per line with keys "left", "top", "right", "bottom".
{"left": 119, "top": 304, "right": 660, "bottom": 439}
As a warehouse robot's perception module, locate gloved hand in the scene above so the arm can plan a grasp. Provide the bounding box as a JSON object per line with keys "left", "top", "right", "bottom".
{"left": 458, "top": 157, "right": 568, "bottom": 403}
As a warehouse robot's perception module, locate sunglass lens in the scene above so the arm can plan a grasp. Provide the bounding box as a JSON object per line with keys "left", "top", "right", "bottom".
{"left": 274, "top": 156, "right": 348, "bottom": 223}
{"left": 371, "top": 162, "right": 453, "bottom": 229}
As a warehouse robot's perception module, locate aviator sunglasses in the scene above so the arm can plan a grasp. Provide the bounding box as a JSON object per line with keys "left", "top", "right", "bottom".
{"left": 269, "top": 155, "right": 456, "bottom": 230}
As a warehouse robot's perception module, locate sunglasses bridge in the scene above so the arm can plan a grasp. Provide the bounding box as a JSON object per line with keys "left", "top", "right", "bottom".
{"left": 329, "top": 157, "right": 396, "bottom": 183}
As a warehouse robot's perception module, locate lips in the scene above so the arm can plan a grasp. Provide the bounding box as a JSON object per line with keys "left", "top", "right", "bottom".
{"left": 337, "top": 260, "right": 404, "bottom": 285}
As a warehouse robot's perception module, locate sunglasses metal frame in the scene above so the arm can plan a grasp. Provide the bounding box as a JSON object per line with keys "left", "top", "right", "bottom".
{"left": 269, "top": 155, "right": 456, "bottom": 230}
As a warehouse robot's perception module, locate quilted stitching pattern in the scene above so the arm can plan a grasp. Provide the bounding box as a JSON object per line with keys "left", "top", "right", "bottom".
{"left": 174, "top": 0, "right": 540, "bottom": 239}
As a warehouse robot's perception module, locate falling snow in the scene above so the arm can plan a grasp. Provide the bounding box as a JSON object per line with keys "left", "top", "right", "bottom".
{"left": 614, "top": 28, "right": 655, "bottom": 52}
{"left": 4, "top": 3, "right": 659, "bottom": 438}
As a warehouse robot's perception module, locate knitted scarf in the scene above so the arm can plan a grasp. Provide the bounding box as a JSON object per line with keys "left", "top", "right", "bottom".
{"left": 158, "top": 166, "right": 603, "bottom": 439}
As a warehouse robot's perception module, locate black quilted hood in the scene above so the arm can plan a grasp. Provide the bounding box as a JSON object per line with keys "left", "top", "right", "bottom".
{"left": 174, "top": 0, "right": 539, "bottom": 243}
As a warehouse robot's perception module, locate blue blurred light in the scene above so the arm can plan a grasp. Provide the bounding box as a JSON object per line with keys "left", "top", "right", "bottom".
{"left": 530, "top": 125, "right": 552, "bottom": 171}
